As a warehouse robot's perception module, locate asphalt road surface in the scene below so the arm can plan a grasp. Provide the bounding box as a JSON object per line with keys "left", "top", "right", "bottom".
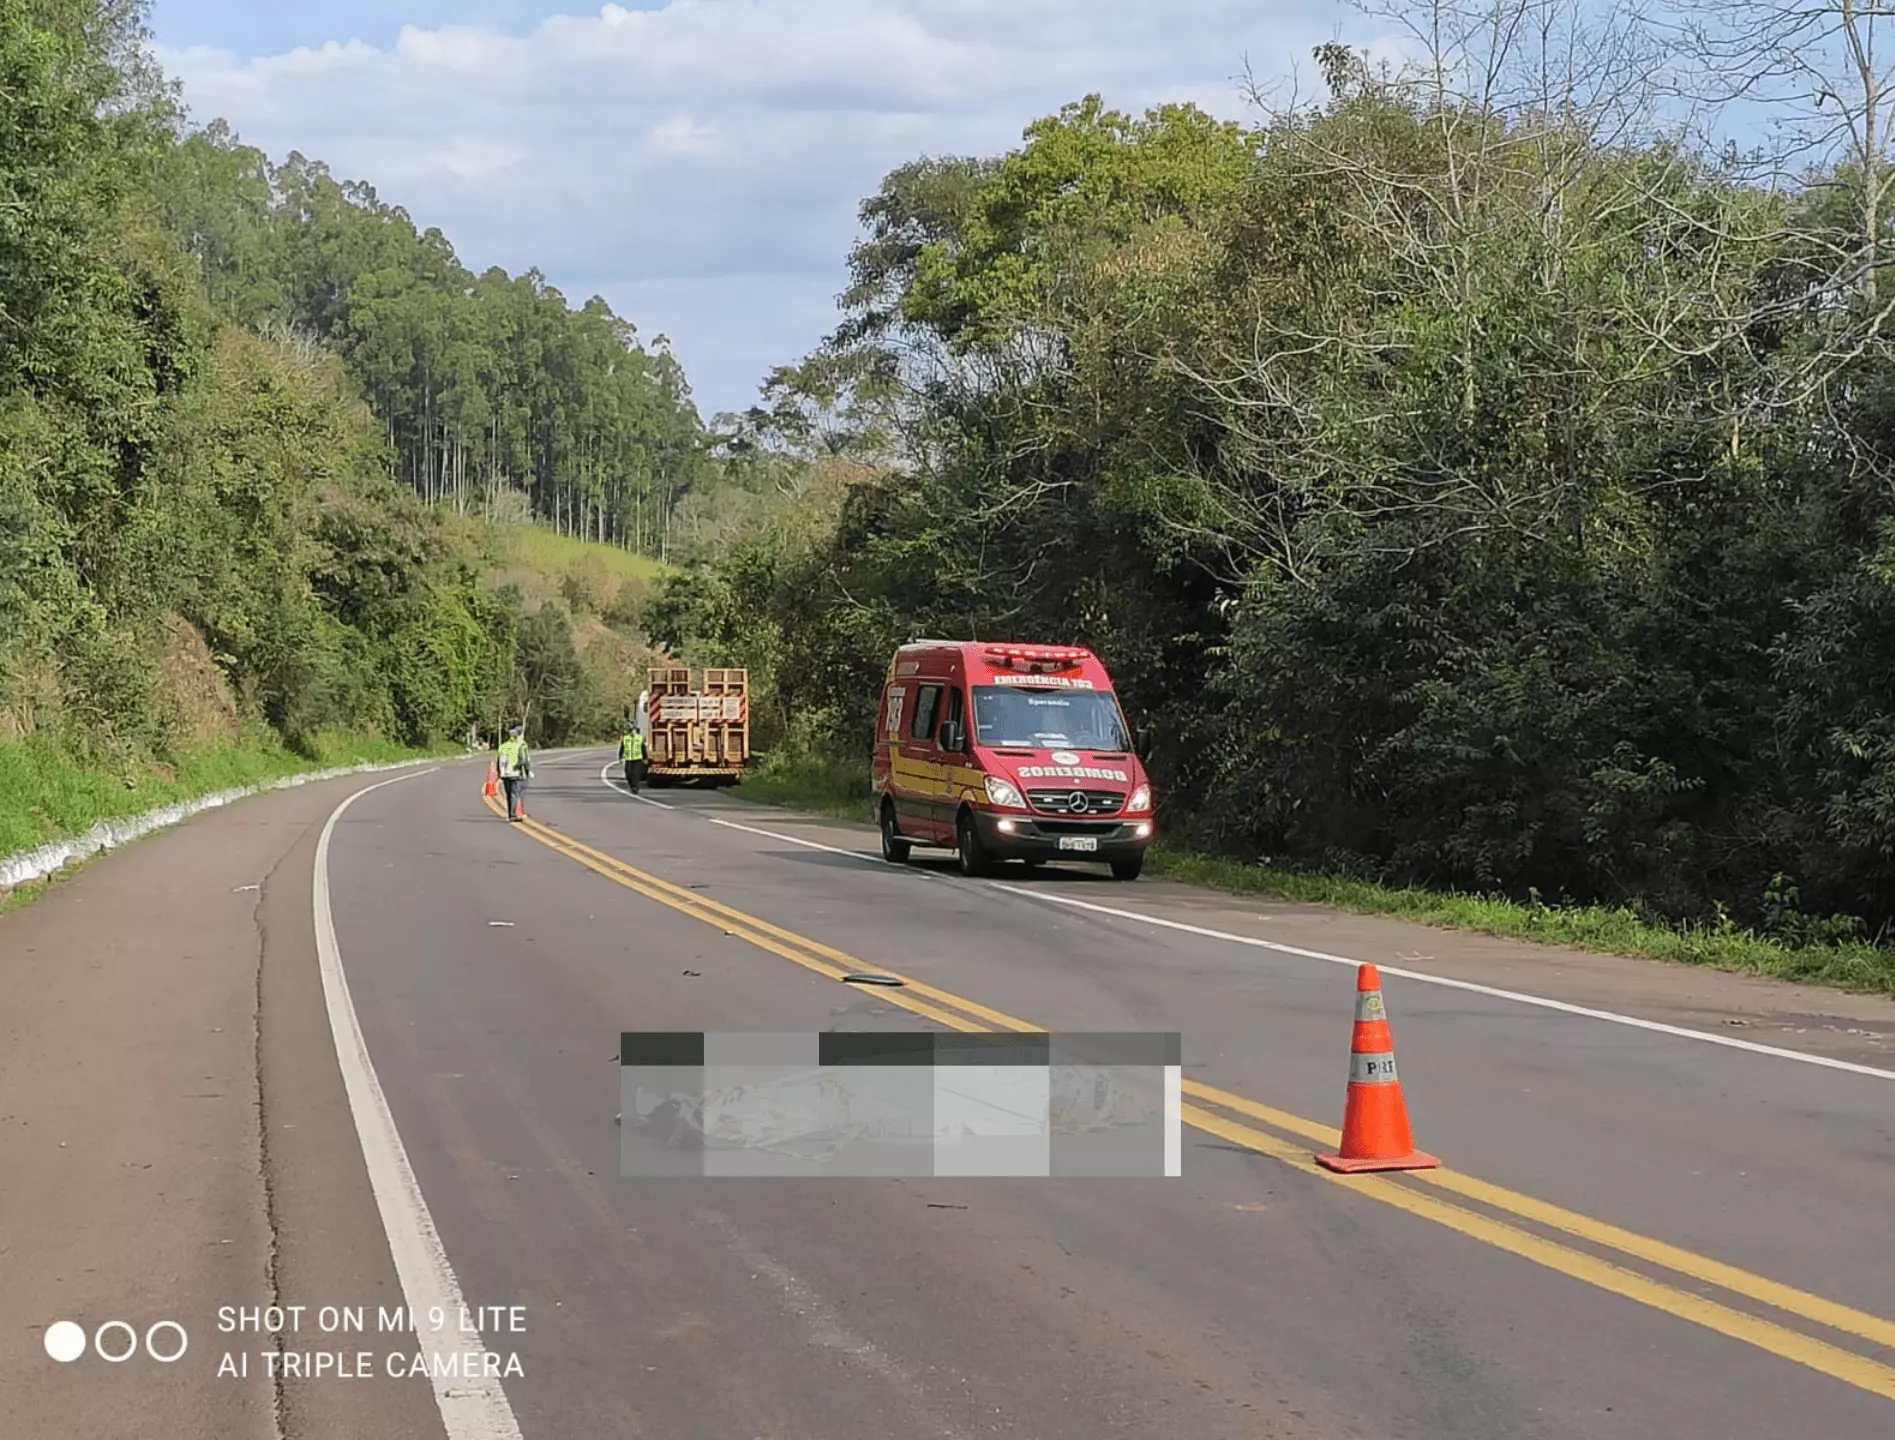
{"left": 5, "top": 747, "right": 1895, "bottom": 1439}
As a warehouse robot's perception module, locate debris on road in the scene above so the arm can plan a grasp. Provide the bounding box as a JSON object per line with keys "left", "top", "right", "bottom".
{"left": 841, "top": 973, "right": 904, "bottom": 987}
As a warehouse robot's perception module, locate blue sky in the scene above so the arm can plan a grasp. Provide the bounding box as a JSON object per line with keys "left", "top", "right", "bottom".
{"left": 148, "top": 1, "right": 1367, "bottom": 419}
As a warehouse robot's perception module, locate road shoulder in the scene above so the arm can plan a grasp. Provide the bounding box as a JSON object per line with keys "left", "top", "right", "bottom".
{"left": 0, "top": 769, "right": 450, "bottom": 1439}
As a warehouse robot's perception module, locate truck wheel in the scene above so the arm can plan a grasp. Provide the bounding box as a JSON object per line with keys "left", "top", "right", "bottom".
{"left": 880, "top": 802, "right": 911, "bottom": 864}
{"left": 957, "top": 814, "right": 992, "bottom": 878}
{"left": 1110, "top": 855, "right": 1145, "bottom": 881}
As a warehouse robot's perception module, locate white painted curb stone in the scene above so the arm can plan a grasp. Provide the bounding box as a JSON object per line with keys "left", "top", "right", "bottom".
{"left": 0, "top": 754, "right": 460, "bottom": 890}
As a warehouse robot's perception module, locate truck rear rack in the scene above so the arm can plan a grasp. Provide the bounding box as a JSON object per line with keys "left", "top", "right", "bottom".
{"left": 645, "top": 665, "right": 750, "bottom": 781}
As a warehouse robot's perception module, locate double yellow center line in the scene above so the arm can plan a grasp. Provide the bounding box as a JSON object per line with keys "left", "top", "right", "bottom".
{"left": 487, "top": 793, "right": 1895, "bottom": 1403}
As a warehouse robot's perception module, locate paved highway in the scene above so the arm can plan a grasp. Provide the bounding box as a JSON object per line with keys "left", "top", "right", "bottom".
{"left": 4, "top": 748, "right": 1895, "bottom": 1438}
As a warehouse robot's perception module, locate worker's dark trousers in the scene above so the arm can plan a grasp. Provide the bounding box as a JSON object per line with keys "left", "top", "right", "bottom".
{"left": 502, "top": 776, "right": 524, "bottom": 820}
{"left": 622, "top": 760, "right": 645, "bottom": 792}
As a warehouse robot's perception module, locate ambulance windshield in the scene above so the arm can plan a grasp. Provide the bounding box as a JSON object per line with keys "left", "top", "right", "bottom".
{"left": 971, "top": 686, "right": 1131, "bottom": 750}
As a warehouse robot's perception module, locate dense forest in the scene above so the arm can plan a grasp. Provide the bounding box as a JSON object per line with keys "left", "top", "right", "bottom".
{"left": 655, "top": 0, "right": 1895, "bottom": 942}
{"left": 160, "top": 123, "right": 709, "bottom": 554}
{"left": 0, "top": 0, "right": 711, "bottom": 791}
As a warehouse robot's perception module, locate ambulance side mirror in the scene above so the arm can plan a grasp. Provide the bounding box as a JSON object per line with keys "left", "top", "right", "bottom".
{"left": 939, "top": 719, "right": 966, "bottom": 753}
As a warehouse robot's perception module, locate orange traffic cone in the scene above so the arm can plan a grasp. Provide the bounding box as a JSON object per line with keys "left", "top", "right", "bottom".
{"left": 1315, "top": 963, "right": 1439, "bottom": 1173}
{"left": 482, "top": 760, "right": 499, "bottom": 799}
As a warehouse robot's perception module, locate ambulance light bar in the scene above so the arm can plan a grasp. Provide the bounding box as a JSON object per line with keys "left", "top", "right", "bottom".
{"left": 982, "top": 645, "right": 1090, "bottom": 673}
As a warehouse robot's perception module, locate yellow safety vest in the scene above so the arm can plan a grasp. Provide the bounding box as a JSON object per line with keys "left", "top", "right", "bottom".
{"left": 620, "top": 731, "right": 644, "bottom": 760}
{"left": 497, "top": 738, "right": 527, "bottom": 778}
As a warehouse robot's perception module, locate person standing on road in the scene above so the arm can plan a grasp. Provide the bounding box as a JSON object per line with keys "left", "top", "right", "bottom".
{"left": 619, "top": 720, "right": 646, "bottom": 793}
{"left": 497, "top": 725, "right": 532, "bottom": 821}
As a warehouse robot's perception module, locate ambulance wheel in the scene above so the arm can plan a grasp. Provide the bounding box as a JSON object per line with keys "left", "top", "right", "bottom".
{"left": 880, "top": 802, "right": 911, "bottom": 864}
{"left": 956, "top": 814, "right": 992, "bottom": 877}
{"left": 1110, "top": 855, "right": 1145, "bottom": 881}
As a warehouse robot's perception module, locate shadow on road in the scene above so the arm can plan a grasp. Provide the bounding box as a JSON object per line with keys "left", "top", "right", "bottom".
{"left": 756, "top": 849, "right": 888, "bottom": 871}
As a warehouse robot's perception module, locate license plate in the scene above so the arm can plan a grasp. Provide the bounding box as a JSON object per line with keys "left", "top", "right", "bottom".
{"left": 1058, "top": 836, "right": 1099, "bottom": 852}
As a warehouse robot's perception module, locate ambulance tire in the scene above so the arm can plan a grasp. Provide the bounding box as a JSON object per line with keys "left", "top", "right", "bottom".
{"left": 1110, "top": 855, "right": 1145, "bottom": 881}
{"left": 880, "top": 801, "right": 911, "bottom": 864}
{"left": 956, "top": 813, "right": 992, "bottom": 878}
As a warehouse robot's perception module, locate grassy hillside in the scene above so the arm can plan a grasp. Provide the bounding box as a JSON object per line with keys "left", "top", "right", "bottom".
{"left": 0, "top": 519, "right": 670, "bottom": 872}
{"left": 0, "top": 732, "right": 430, "bottom": 863}
{"left": 468, "top": 521, "right": 671, "bottom": 607}
{"left": 454, "top": 518, "right": 677, "bottom": 740}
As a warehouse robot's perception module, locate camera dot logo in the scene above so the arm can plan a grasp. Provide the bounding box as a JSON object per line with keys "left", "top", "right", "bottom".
{"left": 44, "top": 1321, "right": 87, "bottom": 1363}
{"left": 42, "top": 1319, "right": 188, "bottom": 1364}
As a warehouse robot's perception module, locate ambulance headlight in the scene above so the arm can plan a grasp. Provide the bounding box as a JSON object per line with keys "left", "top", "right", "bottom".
{"left": 984, "top": 776, "right": 1026, "bottom": 809}
{"left": 1127, "top": 785, "right": 1151, "bottom": 814}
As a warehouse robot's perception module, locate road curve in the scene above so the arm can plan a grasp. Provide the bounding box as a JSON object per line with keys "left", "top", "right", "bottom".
{"left": 4, "top": 746, "right": 1894, "bottom": 1439}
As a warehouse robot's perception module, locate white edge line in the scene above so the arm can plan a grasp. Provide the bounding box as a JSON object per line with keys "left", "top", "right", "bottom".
{"left": 597, "top": 756, "right": 675, "bottom": 809}
{"left": 314, "top": 768, "right": 525, "bottom": 1440}
{"left": 688, "top": 809, "right": 1895, "bottom": 1084}
{"left": 990, "top": 885, "right": 1895, "bottom": 1083}
{"left": 706, "top": 813, "right": 882, "bottom": 859}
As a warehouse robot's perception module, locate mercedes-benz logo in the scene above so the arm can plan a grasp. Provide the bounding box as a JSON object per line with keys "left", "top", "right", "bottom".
{"left": 1068, "top": 791, "right": 1088, "bottom": 813}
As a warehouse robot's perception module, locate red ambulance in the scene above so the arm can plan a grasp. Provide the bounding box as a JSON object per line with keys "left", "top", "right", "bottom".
{"left": 871, "top": 641, "right": 1155, "bottom": 879}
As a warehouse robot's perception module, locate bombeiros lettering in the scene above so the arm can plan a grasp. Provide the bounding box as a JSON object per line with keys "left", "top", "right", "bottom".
{"left": 1017, "top": 766, "right": 1129, "bottom": 782}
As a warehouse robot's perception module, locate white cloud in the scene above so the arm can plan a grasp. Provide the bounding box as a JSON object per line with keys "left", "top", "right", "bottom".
{"left": 158, "top": 0, "right": 1365, "bottom": 416}
{"left": 647, "top": 117, "right": 721, "bottom": 156}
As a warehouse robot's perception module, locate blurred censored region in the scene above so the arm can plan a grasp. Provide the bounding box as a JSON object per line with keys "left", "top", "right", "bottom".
{"left": 619, "top": 1032, "right": 1183, "bottom": 1177}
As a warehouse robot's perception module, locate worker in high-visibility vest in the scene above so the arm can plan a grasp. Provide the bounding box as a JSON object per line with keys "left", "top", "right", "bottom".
{"left": 619, "top": 720, "right": 646, "bottom": 793}
{"left": 496, "top": 725, "right": 532, "bottom": 821}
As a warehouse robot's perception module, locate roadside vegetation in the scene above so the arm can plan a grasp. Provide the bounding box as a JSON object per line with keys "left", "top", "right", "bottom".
{"left": 0, "top": 3, "right": 718, "bottom": 873}
{"left": 0, "top": 732, "right": 428, "bottom": 860}
{"left": 732, "top": 747, "right": 876, "bottom": 825}
{"left": 731, "top": 754, "right": 1895, "bottom": 997}
{"left": 676, "top": 0, "right": 1895, "bottom": 996}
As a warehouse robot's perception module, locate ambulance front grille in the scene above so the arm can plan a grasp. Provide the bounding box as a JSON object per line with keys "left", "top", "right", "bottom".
{"left": 1026, "top": 789, "right": 1125, "bottom": 816}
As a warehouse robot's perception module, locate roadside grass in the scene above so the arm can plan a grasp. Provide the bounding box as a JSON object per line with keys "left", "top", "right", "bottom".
{"left": 460, "top": 517, "right": 670, "bottom": 615}
{"left": 0, "top": 871, "right": 65, "bottom": 916}
{"left": 493, "top": 523, "right": 669, "bottom": 589}
{"left": 0, "top": 731, "right": 442, "bottom": 866}
{"left": 730, "top": 752, "right": 873, "bottom": 824}
{"left": 729, "top": 754, "right": 1895, "bottom": 998}
{"left": 1147, "top": 850, "right": 1895, "bottom": 997}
